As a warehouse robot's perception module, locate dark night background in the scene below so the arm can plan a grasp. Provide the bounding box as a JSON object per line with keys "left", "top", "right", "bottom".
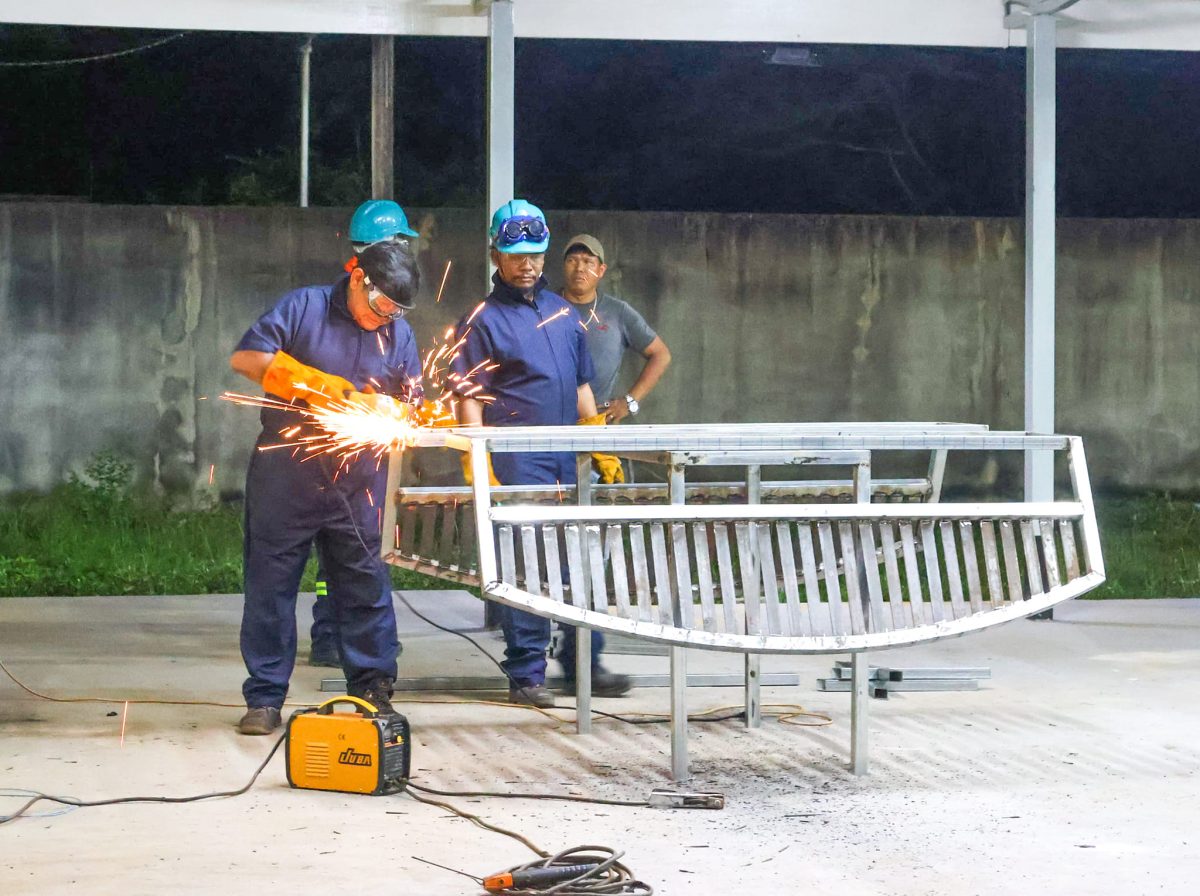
{"left": 2, "top": 25, "right": 1199, "bottom": 217}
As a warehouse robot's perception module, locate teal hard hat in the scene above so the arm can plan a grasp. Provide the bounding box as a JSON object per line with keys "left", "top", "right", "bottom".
{"left": 489, "top": 199, "right": 550, "bottom": 254}
{"left": 349, "top": 199, "right": 419, "bottom": 248}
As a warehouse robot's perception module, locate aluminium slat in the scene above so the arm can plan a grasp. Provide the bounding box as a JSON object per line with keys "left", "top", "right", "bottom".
{"left": 671, "top": 523, "right": 695, "bottom": 629}
{"left": 520, "top": 525, "right": 542, "bottom": 597}
{"left": 541, "top": 524, "right": 563, "bottom": 604}
{"left": 438, "top": 500, "right": 459, "bottom": 567}
{"left": 1040, "top": 519, "right": 1063, "bottom": 588}
{"left": 607, "top": 524, "right": 633, "bottom": 620}
{"left": 460, "top": 502, "right": 478, "bottom": 574}
{"left": 858, "top": 523, "right": 888, "bottom": 632}
{"left": 649, "top": 524, "right": 674, "bottom": 626}
{"left": 692, "top": 523, "right": 718, "bottom": 633}
{"left": 776, "top": 522, "right": 807, "bottom": 636}
{"left": 563, "top": 524, "right": 590, "bottom": 609}
{"left": 587, "top": 524, "right": 609, "bottom": 612}
{"left": 838, "top": 522, "right": 867, "bottom": 635}
{"left": 398, "top": 504, "right": 418, "bottom": 555}
{"left": 999, "top": 520, "right": 1024, "bottom": 604}
{"left": 1059, "top": 519, "right": 1081, "bottom": 580}
{"left": 797, "top": 524, "right": 831, "bottom": 636}
{"left": 1020, "top": 520, "right": 1045, "bottom": 596}
{"left": 817, "top": 522, "right": 848, "bottom": 636}
{"left": 878, "top": 522, "right": 905, "bottom": 629}
{"left": 959, "top": 520, "right": 985, "bottom": 614}
{"left": 418, "top": 505, "right": 438, "bottom": 559}
{"left": 755, "top": 523, "right": 785, "bottom": 636}
{"left": 735, "top": 522, "right": 764, "bottom": 635}
{"left": 939, "top": 520, "right": 968, "bottom": 619}
{"left": 979, "top": 520, "right": 1003, "bottom": 607}
{"left": 899, "top": 522, "right": 926, "bottom": 626}
{"left": 497, "top": 525, "right": 517, "bottom": 586}
{"left": 713, "top": 524, "right": 740, "bottom": 633}
{"left": 919, "top": 520, "right": 946, "bottom": 623}
{"left": 629, "top": 524, "right": 654, "bottom": 622}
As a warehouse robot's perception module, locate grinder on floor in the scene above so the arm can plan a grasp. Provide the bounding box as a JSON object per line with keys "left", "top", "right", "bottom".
{"left": 228, "top": 239, "right": 423, "bottom": 736}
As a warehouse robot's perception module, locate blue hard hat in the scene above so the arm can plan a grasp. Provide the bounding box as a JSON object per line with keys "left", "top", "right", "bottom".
{"left": 489, "top": 199, "right": 550, "bottom": 254}
{"left": 349, "top": 199, "right": 419, "bottom": 248}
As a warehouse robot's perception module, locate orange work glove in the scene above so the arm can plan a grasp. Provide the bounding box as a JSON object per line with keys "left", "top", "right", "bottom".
{"left": 461, "top": 452, "right": 500, "bottom": 487}
{"left": 342, "top": 391, "right": 414, "bottom": 419}
{"left": 262, "top": 351, "right": 354, "bottom": 410}
{"left": 412, "top": 399, "right": 459, "bottom": 428}
{"left": 577, "top": 413, "right": 625, "bottom": 484}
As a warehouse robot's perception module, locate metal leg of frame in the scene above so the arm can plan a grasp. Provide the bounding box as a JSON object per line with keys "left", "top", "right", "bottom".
{"left": 850, "top": 652, "right": 869, "bottom": 775}
{"left": 668, "top": 460, "right": 689, "bottom": 779}
{"left": 744, "top": 654, "right": 761, "bottom": 729}
{"left": 575, "top": 452, "right": 593, "bottom": 734}
{"left": 670, "top": 645, "right": 688, "bottom": 782}
{"left": 745, "top": 464, "right": 763, "bottom": 728}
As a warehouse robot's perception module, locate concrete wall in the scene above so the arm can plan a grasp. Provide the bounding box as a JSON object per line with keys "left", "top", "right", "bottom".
{"left": 1, "top": 201, "right": 1197, "bottom": 497}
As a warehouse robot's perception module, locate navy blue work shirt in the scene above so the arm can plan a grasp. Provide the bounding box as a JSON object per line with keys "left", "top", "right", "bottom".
{"left": 236, "top": 275, "right": 423, "bottom": 438}
{"left": 450, "top": 273, "right": 594, "bottom": 428}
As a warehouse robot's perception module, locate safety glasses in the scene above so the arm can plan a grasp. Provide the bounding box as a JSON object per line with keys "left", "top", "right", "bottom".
{"left": 494, "top": 216, "right": 549, "bottom": 248}
{"left": 362, "top": 275, "right": 409, "bottom": 321}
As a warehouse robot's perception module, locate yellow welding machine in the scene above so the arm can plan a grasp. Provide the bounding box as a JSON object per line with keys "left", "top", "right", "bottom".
{"left": 285, "top": 696, "right": 411, "bottom": 795}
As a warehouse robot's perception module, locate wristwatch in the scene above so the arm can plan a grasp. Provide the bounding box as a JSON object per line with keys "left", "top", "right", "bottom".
{"left": 624, "top": 394, "right": 640, "bottom": 416}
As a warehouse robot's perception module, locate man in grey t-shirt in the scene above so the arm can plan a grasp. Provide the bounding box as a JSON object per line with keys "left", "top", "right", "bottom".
{"left": 561, "top": 234, "right": 672, "bottom": 426}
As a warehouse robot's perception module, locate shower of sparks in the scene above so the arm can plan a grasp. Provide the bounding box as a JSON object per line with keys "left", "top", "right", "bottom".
{"left": 377, "top": 332, "right": 386, "bottom": 355}
{"left": 536, "top": 307, "right": 570, "bottom": 329}
{"left": 208, "top": 464, "right": 215, "bottom": 486}
{"left": 221, "top": 312, "right": 495, "bottom": 466}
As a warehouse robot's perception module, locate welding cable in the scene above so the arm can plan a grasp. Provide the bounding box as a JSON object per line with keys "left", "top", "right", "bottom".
{"left": 403, "top": 793, "right": 652, "bottom": 894}
{"left": 0, "top": 728, "right": 286, "bottom": 826}
{"left": 483, "top": 846, "right": 652, "bottom": 896}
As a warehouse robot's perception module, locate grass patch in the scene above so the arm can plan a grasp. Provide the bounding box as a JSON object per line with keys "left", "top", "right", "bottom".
{"left": 0, "top": 454, "right": 460, "bottom": 597}
{"left": 1092, "top": 495, "right": 1200, "bottom": 598}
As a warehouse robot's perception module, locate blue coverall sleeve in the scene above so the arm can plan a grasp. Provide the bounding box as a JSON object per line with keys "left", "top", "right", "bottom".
{"left": 449, "top": 315, "right": 495, "bottom": 398}
{"left": 235, "top": 291, "right": 306, "bottom": 354}
{"left": 394, "top": 327, "right": 425, "bottom": 404}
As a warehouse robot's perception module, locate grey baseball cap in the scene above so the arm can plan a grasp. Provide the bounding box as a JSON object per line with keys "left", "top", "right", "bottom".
{"left": 563, "top": 233, "right": 605, "bottom": 264}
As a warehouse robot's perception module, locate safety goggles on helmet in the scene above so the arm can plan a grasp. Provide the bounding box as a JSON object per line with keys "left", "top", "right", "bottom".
{"left": 362, "top": 275, "right": 409, "bottom": 321}
{"left": 494, "top": 216, "right": 549, "bottom": 249}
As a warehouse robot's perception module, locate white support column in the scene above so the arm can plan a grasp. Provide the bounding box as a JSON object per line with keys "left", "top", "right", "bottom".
{"left": 371, "top": 35, "right": 395, "bottom": 199}
{"left": 298, "top": 36, "right": 313, "bottom": 208}
{"left": 487, "top": 0, "right": 515, "bottom": 279}
{"left": 1024, "top": 9, "right": 1057, "bottom": 503}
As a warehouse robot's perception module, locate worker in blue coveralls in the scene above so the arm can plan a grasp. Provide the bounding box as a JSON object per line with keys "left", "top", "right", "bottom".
{"left": 450, "top": 200, "right": 632, "bottom": 708}
{"left": 230, "top": 239, "right": 422, "bottom": 735}
{"left": 308, "top": 199, "right": 421, "bottom": 668}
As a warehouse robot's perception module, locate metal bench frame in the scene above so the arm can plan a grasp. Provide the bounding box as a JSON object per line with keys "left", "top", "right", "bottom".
{"left": 384, "top": 423, "right": 1104, "bottom": 780}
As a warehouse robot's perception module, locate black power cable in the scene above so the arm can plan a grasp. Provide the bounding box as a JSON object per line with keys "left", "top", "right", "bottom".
{"left": 0, "top": 728, "right": 286, "bottom": 825}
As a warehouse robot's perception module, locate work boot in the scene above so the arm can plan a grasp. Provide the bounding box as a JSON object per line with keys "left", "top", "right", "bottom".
{"left": 349, "top": 677, "right": 398, "bottom": 716}
{"left": 237, "top": 706, "right": 282, "bottom": 736}
{"left": 561, "top": 668, "right": 632, "bottom": 698}
{"left": 508, "top": 684, "right": 557, "bottom": 708}
{"left": 307, "top": 642, "right": 341, "bottom": 667}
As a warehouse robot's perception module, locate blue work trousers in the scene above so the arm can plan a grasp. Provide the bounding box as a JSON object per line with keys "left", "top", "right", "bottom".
{"left": 240, "top": 448, "right": 398, "bottom": 708}
{"left": 491, "top": 450, "right": 604, "bottom": 687}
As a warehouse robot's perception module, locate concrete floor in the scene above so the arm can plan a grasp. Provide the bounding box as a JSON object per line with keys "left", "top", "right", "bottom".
{"left": 1, "top": 593, "right": 1198, "bottom": 895}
